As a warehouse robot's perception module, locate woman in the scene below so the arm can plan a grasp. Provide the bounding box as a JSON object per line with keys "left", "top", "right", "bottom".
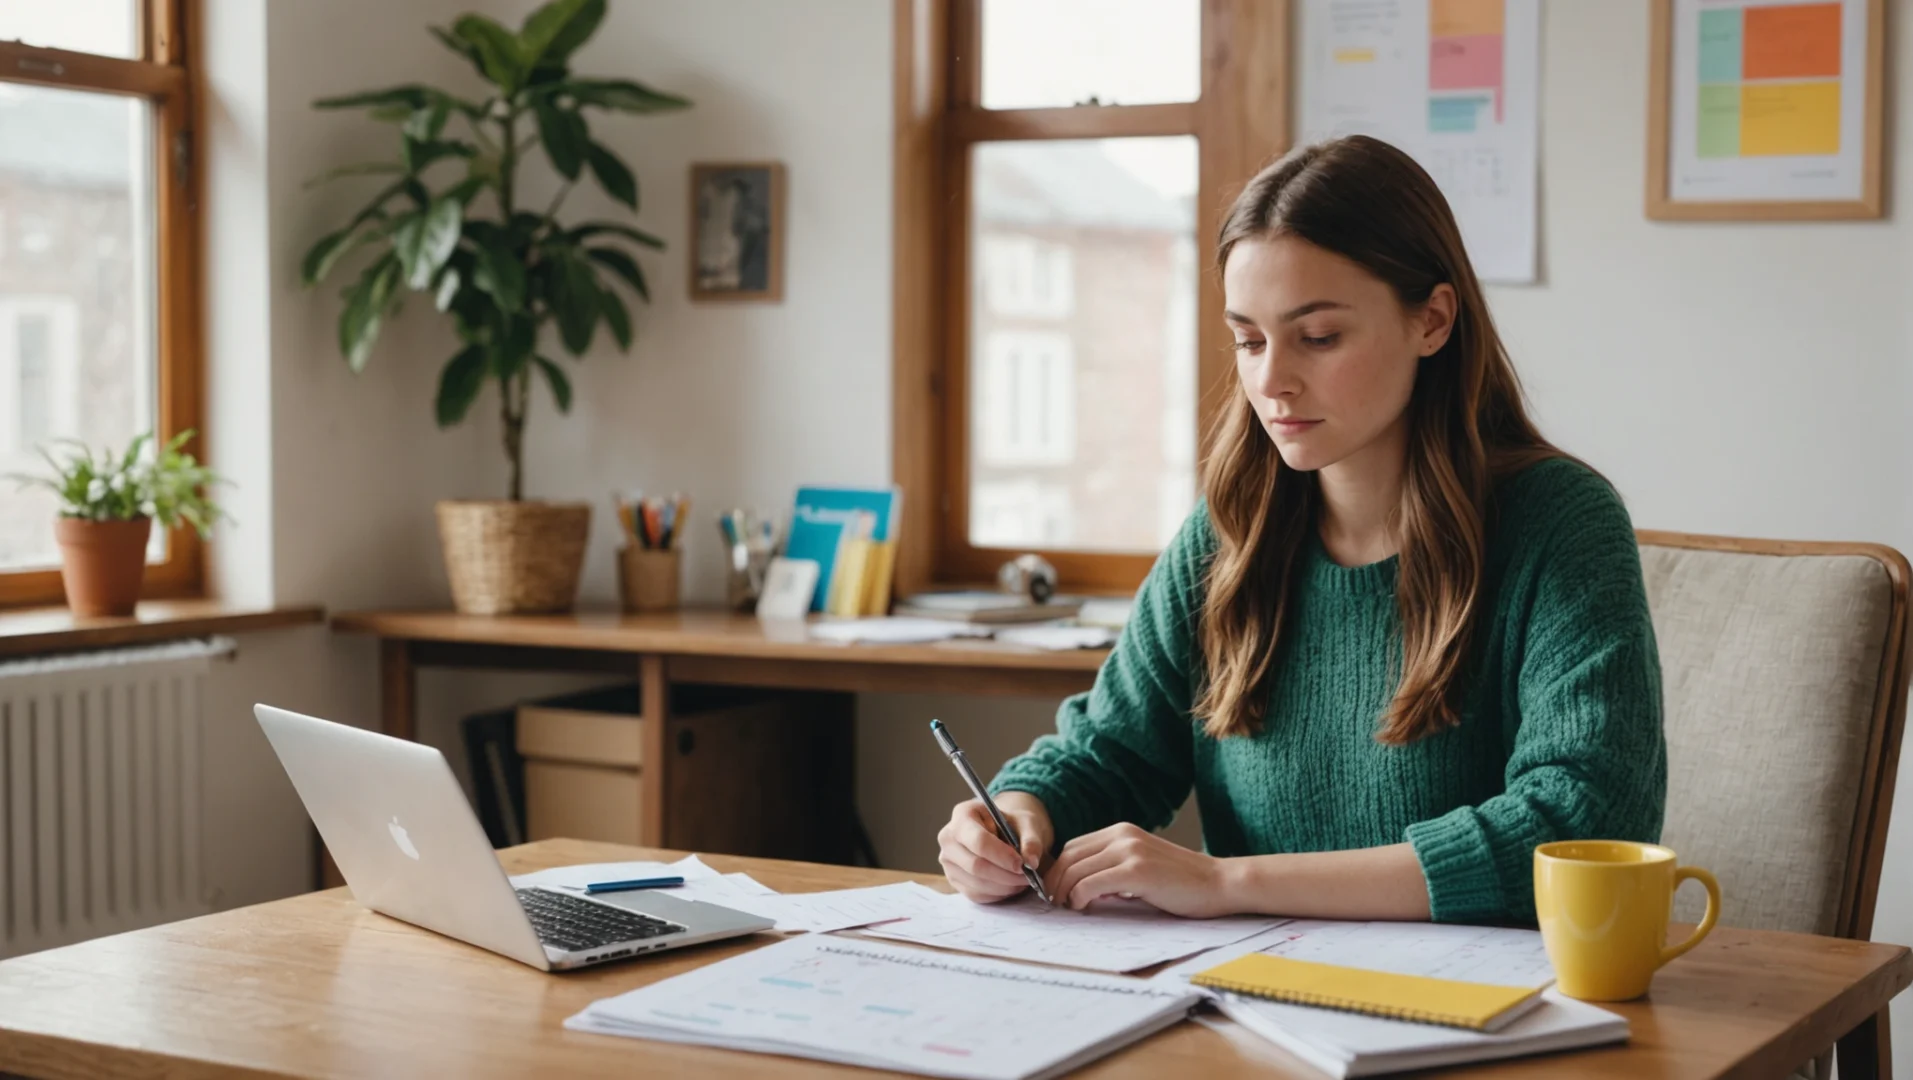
{"left": 937, "top": 135, "right": 1665, "bottom": 925}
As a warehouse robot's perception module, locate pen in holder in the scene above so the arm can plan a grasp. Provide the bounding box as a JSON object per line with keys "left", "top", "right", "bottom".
{"left": 720, "top": 509, "right": 779, "bottom": 613}
{"left": 614, "top": 490, "right": 687, "bottom": 613}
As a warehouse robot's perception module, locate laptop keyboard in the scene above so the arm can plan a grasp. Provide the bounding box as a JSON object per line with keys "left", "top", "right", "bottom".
{"left": 516, "top": 888, "right": 688, "bottom": 953}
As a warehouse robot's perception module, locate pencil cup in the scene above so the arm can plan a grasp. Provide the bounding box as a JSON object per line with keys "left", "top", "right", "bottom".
{"left": 725, "top": 541, "right": 775, "bottom": 612}
{"left": 618, "top": 547, "right": 681, "bottom": 613}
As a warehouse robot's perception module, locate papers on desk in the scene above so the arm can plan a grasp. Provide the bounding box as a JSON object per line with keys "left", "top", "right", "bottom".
{"left": 804, "top": 617, "right": 1114, "bottom": 649}
{"left": 808, "top": 617, "right": 994, "bottom": 645}
{"left": 741, "top": 882, "right": 955, "bottom": 935}
{"left": 860, "top": 892, "right": 1283, "bottom": 973}
{"left": 991, "top": 625, "right": 1117, "bottom": 651}
{"left": 567, "top": 934, "right": 1201, "bottom": 1080}
{"left": 510, "top": 857, "right": 952, "bottom": 935}
{"left": 1155, "top": 923, "right": 1627, "bottom": 1078}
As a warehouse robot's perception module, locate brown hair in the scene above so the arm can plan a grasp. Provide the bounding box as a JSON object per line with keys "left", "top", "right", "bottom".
{"left": 1195, "top": 135, "right": 1561, "bottom": 745}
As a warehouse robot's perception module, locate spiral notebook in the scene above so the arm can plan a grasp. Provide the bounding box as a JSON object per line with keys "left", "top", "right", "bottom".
{"left": 567, "top": 935, "right": 1202, "bottom": 1080}
{"left": 1191, "top": 953, "right": 1544, "bottom": 1032}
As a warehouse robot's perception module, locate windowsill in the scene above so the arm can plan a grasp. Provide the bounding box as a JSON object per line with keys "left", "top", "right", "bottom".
{"left": 0, "top": 599, "right": 325, "bottom": 660}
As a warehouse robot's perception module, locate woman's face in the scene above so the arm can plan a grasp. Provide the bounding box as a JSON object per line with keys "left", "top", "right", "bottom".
{"left": 1222, "top": 234, "right": 1454, "bottom": 474}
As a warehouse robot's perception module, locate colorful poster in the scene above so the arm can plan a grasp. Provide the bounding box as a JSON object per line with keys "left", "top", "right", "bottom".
{"left": 1668, "top": 0, "right": 1868, "bottom": 203}
{"left": 1300, "top": 0, "right": 1541, "bottom": 284}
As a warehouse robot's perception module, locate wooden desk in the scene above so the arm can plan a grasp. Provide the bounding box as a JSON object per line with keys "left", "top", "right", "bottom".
{"left": 332, "top": 610, "right": 1109, "bottom": 847}
{"left": 0, "top": 839, "right": 1905, "bottom": 1080}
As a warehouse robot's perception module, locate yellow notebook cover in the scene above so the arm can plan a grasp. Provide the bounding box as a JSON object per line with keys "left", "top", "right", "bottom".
{"left": 828, "top": 538, "right": 873, "bottom": 616}
{"left": 1191, "top": 953, "right": 1543, "bottom": 1032}
{"left": 860, "top": 541, "right": 897, "bottom": 616}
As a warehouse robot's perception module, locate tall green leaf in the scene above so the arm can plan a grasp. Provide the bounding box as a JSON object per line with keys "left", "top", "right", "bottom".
{"left": 302, "top": 161, "right": 404, "bottom": 189}
{"left": 313, "top": 84, "right": 438, "bottom": 110}
{"left": 583, "top": 141, "right": 636, "bottom": 208}
{"left": 569, "top": 221, "right": 664, "bottom": 249}
{"left": 402, "top": 99, "right": 450, "bottom": 142}
{"left": 400, "top": 138, "right": 475, "bottom": 174}
{"left": 533, "top": 99, "right": 588, "bottom": 180}
{"left": 552, "top": 252, "right": 600, "bottom": 354}
{"left": 339, "top": 255, "right": 402, "bottom": 372}
{"left": 302, "top": 219, "right": 390, "bottom": 287}
{"left": 564, "top": 78, "right": 691, "bottom": 113}
{"left": 599, "top": 286, "right": 631, "bottom": 349}
{"left": 429, "top": 25, "right": 491, "bottom": 82}
{"left": 435, "top": 345, "right": 488, "bottom": 426}
{"left": 519, "top": 0, "right": 605, "bottom": 68}
{"left": 451, "top": 14, "right": 527, "bottom": 94}
{"left": 534, "top": 355, "right": 574, "bottom": 412}
{"left": 396, "top": 197, "right": 464, "bottom": 290}
{"left": 472, "top": 242, "right": 527, "bottom": 313}
{"left": 488, "top": 317, "right": 537, "bottom": 380}
{"left": 434, "top": 265, "right": 462, "bottom": 311}
{"left": 586, "top": 246, "right": 648, "bottom": 301}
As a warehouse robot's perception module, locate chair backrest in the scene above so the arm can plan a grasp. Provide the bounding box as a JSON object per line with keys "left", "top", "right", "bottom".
{"left": 1638, "top": 530, "right": 1911, "bottom": 940}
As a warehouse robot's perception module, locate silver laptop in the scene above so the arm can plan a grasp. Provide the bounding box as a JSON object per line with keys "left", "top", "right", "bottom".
{"left": 254, "top": 704, "right": 773, "bottom": 971}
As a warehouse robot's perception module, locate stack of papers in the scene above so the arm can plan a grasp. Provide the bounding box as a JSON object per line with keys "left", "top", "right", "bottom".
{"left": 1155, "top": 923, "right": 1628, "bottom": 1078}
{"left": 568, "top": 935, "right": 1201, "bottom": 1080}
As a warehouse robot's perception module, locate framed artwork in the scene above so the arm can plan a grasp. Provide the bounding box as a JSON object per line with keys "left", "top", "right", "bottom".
{"left": 689, "top": 162, "right": 786, "bottom": 301}
{"left": 1647, "top": 0, "right": 1884, "bottom": 220}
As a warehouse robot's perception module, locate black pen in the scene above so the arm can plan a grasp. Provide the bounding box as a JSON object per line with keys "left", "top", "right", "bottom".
{"left": 930, "top": 718, "right": 1053, "bottom": 906}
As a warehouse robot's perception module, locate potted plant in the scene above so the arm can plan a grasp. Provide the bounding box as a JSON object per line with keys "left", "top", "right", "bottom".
{"left": 10, "top": 432, "right": 224, "bottom": 617}
{"left": 300, "top": 0, "right": 688, "bottom": 615}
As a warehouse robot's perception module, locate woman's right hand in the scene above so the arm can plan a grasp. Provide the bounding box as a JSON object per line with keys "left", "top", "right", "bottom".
{"left": 937, "top": 792, "right": 1054, "bottom": 903}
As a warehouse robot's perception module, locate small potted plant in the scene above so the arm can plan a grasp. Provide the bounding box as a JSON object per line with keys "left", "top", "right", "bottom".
{"left": 11, "top": 431, "right": 224, "bottom": 617}
{"left": 300, "top": 0, "right": 689, "bottom": 614}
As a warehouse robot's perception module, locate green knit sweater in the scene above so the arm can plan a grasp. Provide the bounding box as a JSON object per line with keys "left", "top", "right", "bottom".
{"left": 990, "top": 458, "right": 1666, "bottom": 924}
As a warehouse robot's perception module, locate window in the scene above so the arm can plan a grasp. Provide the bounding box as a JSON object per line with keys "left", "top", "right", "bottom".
{"left": 892, "top": 0, "right": 1290, "bottom": 592}
{"left": 0, "top": 0, "right": 201, "bottom": 606}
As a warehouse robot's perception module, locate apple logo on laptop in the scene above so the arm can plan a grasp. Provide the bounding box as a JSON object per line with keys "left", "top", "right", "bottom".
{"left": 387, "top": 816, "right": 420, "bottom": 860}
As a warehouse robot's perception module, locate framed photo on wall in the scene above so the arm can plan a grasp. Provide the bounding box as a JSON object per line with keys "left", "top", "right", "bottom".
{"left": 690, "top": 162, "right": 786, "bottom": 301}
{"left": 1647, "top": 0, "right": 1884, "bottom": 220}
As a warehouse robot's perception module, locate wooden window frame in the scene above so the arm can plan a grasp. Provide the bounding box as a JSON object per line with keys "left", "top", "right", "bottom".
{"left": 0, "top": 0, "right": 204, "bottom": 609}
{"left": 892, "top": 0, "right": 1289, "bottom": 596}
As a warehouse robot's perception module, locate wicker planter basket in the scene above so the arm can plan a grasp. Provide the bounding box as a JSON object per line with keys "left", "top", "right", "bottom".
{"left": 436, "top": 500, "right": 592, "bottom": 615}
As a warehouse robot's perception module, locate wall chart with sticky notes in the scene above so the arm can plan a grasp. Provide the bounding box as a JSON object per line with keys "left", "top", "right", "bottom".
{"left": 1656, "top": 0, "right": 1882, "bottom": 217}
{"left": 1299, "top": 0, "right": 1542, "bottom": 283}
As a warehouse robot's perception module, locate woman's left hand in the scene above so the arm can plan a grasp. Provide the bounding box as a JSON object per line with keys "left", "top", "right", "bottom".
{"left": 1043, "top": 822, "right": 1236, "bottom": 918}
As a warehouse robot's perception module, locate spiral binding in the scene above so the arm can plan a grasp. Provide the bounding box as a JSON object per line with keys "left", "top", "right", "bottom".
{"left": 1192, "top": 974, "right": 1495, "bottom": 1030}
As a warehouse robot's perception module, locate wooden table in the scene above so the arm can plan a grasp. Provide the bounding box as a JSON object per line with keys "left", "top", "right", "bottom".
{"left": 0, "top": 839, "right": 1904, "bottom": 1080}
{"left": 332, "top": 610, "right": 1109, "bottom": 847}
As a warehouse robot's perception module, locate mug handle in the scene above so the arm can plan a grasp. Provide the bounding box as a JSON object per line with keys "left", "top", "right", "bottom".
{"left": 1659, "top": 866, "right": 1721, "bottom": 967}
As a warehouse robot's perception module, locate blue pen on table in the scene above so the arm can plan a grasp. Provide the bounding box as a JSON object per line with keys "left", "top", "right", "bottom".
{"left": 929, "top": 719, "right": 1052, "bottom": 906}
{"left": 583, "top": 875, "right": 685, "bottom": 895}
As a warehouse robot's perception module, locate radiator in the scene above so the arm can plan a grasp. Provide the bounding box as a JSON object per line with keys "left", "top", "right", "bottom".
{"left": 1, "top": 637, "right": 230, "bottom": 959}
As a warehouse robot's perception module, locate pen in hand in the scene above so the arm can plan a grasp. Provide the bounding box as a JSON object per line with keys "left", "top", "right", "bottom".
{"left": 929, "top": 719, "right": 1053, "bottom": 906}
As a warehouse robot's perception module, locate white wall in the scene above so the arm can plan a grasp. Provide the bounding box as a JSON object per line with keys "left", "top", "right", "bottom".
{"left": 197, "top": 0, "right": 507, "bottom": 908}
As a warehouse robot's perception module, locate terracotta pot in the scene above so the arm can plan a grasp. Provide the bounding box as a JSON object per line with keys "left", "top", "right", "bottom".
{"left": 435, "top": 500, "right": 592, "bottom": 615}
{"left": 54, "top": 516, "right": 153, "bottom": 617}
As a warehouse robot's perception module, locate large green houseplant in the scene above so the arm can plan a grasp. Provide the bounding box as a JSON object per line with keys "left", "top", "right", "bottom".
{"left": 301, "top": 0, "right": 687, "bottom": 614}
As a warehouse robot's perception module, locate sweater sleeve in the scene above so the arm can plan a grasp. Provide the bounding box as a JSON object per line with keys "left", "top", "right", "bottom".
{"left": 988, "top": 508, "right": 1208, "bottom": 845}
{"left": 1404, "top": 468, "right": 1667, "bottom": 923}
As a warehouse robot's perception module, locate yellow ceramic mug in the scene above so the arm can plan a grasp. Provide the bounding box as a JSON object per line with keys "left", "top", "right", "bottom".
{"left": 1533, "top": 840, "right": 1721, "bottom": 1001}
